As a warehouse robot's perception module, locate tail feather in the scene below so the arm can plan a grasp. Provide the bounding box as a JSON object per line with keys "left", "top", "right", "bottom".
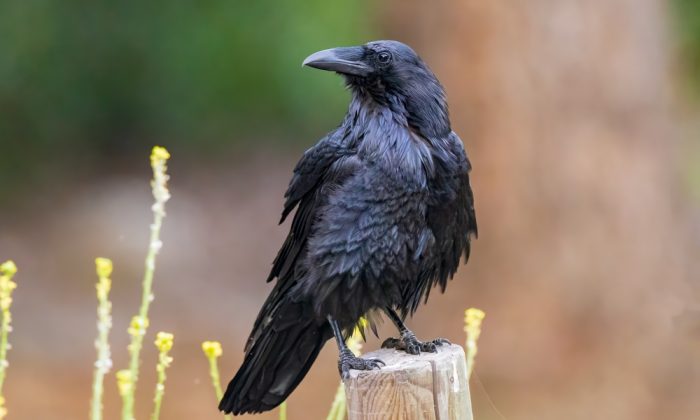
{"left": 219, "top": 301, "right": 331, "bottom": 415}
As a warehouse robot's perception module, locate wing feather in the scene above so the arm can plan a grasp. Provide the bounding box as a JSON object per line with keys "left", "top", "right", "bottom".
{"left": 245, "top": 136, "right": 356, "bottom": 351}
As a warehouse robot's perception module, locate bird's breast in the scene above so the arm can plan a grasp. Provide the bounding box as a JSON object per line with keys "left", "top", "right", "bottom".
{"left": 354, "top": 121, "right": 434, "bottom": 188}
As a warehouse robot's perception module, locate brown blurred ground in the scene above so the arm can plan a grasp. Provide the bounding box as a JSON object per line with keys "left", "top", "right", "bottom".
{"left": 0, "top": 143, "right": 697, "bottom": 420}
{"left": 1, "top": 1, "right": 700, "bottom": 419}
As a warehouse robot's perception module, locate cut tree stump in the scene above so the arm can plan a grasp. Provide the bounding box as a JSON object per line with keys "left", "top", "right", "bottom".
{"left": 344, "top": 344, "right": 472, "bottom": 420}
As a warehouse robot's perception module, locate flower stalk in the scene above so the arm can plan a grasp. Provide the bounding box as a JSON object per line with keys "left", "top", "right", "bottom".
{"left": 278, "top": 401, "right": 287, "bottom": 420}
{"left": 150, "top": 332, "right": 174, "bottom": 420}
{"left": 0, "top": 260, "right": 17, "bottom": 420}
{"left": 121, "top": 146, "right": 171, "bottom": 420}
{"left": 202, "top": 341, "right": 230, "bottom": 420}
{"left": 90, "top": 258, "right": 114, "bottom": 420}
{"left": 464, "top": 307, "right": 485, "bottom": 378}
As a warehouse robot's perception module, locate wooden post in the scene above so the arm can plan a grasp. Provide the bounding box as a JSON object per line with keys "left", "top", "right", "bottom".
{"left": 344, "top": 344, "right": 472, "bottom": 420}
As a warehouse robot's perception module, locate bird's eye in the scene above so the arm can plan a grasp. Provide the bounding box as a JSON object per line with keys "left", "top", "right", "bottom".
{"left": 377, "top": 51, "right": 392, "bottom": 64}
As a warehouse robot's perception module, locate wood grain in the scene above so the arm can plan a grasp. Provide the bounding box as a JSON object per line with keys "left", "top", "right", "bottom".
{"left": 344, "top": 344, "right": 472, "bottom": 420}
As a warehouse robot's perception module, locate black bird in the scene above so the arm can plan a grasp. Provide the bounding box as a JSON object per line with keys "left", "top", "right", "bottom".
{"left": 219, "top": 40, "right": 477, "bottom": 415}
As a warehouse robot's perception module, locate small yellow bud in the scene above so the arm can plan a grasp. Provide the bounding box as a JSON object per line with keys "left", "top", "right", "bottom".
{"left": 154, "top": 332, "right": 174, "bottom": 353}
{"left": 464, "top": 308, "right": 485, "bottom": 329}
{"left": 464, "top": 308, "right": 485, "bottom": 343}
{"left": 201, "top": 341, "right": 223, "bottom": 358}
{"left": 0, "top": 261, "right": 18, "bottom": 312}
{"left": 150, "top": 146, "right": 171, "bottom": 166}
{"left": 95, "top": 257, "right": 113, "bottom": 278}
{"left": 464, "top": 307, "right": 485, "bottom": 378}
{"left": 0, "top": 261, "right": 17, "bottom": 277}
{"left": 127, "top": 316, "right": 149, "bottom": 337}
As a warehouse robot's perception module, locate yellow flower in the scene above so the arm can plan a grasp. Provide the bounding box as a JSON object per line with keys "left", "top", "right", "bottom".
{"left": 464, "top": 308, "right": 485, "bottom": 329}
{"left": 464, "top": 307, "right": 485, "bottom": 378}
{"left": 150, "top": 146, "right": 171, "bottom": 166}
{"left": 201, "top": 341, "right": 223, "bottom": 358}
{"left": 127, "top": 316, "right": 149, "bottom": 337}
{"left": 154, "top": 332, "right": 174, "bottom": 353}
{"left": 0, "top": 261, "right": 18, "bottom": 312}
{"left": 0, "top": 262, "right": 16, "bottom": 277}
{"left": 95, "top": 258, "right": 113, "bottom": 302}
{"left": 95, "top": 258, "right": 113, "bottom": 278}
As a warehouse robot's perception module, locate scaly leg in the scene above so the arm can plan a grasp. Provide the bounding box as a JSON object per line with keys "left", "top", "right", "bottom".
{"left": 328, "top": 316, "right": 385, "bottom": 379}
{"left": 381, "top": 307, "right": 450, "bottom": 355}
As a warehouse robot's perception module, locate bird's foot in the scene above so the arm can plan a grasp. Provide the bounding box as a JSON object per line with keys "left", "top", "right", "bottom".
{"left": 381, "top": 330, "right": 450, "bottom": 355}
{"left": 338, "top": 348, "right": 385, "bottom": 379}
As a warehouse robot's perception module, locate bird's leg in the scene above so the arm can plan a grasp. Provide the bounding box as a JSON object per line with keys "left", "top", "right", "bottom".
{"left": 328, "top": 316, "right": 385, "bottom": 379}
{"left": 381, "top": 307, "right": 450, "bottom": 355}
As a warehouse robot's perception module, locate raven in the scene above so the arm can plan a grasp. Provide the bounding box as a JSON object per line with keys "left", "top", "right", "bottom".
{"left": 219, "top": 40, "right": 477, "bottom": 415}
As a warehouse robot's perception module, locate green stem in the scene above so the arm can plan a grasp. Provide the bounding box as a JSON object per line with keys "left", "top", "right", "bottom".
{"left": 206, "top": 356, "right": 229, "bottom": 420}
{"left": 0, "top": 260, "right": 18, "bottom": 419}
{"left": 150, "top": 353, "right": 169, "bottom": 420}
{"left": 278, "top": 401, "right": 287, "bottom": 420}
{"left": 122, "top": 221, "right": 163, "bottom": 419}
{"left": 0, "top": 300, "right": 10, "bottom": 395}
{"left": 121, "top": 148, "right": 170, "bottom": 420}
{"left": 326, "top": 382, "right": 346, "bottom": 420}
{"left": 208, "top": 356, "right": 224, "bottom": 401}
{"left": 90, "top": 260, "right": 113, "bottom": 420}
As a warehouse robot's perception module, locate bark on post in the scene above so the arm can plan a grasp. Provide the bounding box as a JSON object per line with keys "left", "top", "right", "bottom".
{"left": 344, "top": 344, "right": 472, "bottom": 420}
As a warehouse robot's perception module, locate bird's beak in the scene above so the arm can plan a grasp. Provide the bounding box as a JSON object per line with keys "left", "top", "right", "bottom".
{"left": 302, "top": 46, "right": 372, "bottom": 76}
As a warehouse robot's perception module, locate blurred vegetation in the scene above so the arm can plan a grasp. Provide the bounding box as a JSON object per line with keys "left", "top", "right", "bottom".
{"left": 1, "top": 1, "right": 698, "bottom": 195}
{"left": 671, "top": 0, "right": 700, "bottom": 203}
{"left": 673, "top": 0, "right": 700, "bottom": 100}
{"left": 0, "top": 1, "right": 372, "bottom": 190}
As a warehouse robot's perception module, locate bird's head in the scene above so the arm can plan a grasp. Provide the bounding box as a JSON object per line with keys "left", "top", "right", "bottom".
{"left": 303, "top": 40, "right": 450, "bottom": 136}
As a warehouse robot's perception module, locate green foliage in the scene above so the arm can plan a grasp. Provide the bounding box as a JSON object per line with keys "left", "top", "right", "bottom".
{"left": 673, "top": 0, "right": 700, "bottom": 99}
{"left": 0, "top": 1, "right": 372, "bottom": 188}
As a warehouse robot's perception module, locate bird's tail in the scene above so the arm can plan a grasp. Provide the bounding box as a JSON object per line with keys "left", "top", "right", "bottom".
{"left": 219, "top": 300, "right": 332, "bottom": 415}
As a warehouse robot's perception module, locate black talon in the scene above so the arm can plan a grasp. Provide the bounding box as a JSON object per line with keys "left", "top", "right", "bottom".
{"left": 330, "top": 316, "right": 385, "bottom": 379}
{"left": 339, "top": 349, "right": 385, "bottom": 379}
{"left": 433, "top": 338, "right": 451, "bottom": 346}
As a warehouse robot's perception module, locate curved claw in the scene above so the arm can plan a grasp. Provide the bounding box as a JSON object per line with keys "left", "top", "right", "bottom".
{"left": 433, "top": 338, "right": 451, "bottom": 346}
{"left": 406, "top": 342, "right": 421, "bottom": 355}
{"left": 420, "top": 341, "right": 437, "bottom": 353}
{"left": 366, "top": 358, "right": 386, "bottom": 368}
{"left": 339, "top": 350, "right": 386, "bottom": 379}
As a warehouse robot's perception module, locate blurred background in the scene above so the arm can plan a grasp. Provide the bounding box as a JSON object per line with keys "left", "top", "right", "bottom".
{"left": 0, "top": 1, "right": 699, "bottom": 419}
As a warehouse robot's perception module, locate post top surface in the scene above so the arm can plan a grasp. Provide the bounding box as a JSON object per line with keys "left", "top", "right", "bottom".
{"left": 345, "top": 344, "right": 467, "bottom": 379}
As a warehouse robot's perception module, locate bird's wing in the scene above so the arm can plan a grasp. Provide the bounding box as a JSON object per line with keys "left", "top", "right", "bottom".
{"left": 301, "top": 164, "right": 429, "bottom": 323}
{"left": 245, "top": 135, "right": 357, "bottom": 352}
{"left": 278, "top": 135, "right": 351, "bottom": 225}
{"left": 269, "top": 135, "right": 356, "bottom": 282}
{"left": 425, "top": 132, "right": 478, "bottom": 295}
